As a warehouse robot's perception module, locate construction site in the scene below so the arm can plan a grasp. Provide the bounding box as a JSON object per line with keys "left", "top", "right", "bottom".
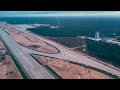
{"left": 0, "top": 22, "right": 119, "bottom": 79}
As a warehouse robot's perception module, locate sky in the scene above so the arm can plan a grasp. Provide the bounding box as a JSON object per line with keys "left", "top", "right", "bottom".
{"left": 0, "top": 11, "right": 120, "bottom": 17}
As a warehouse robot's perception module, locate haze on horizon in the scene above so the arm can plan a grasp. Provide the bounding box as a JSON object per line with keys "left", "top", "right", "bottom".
{"left": 0, "top": 11, "right": 120, "bottom": 17}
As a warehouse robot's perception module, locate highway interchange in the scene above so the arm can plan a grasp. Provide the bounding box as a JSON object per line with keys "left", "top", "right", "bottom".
{"left": 0, "top": 23, "right": 120, "bottom": 78}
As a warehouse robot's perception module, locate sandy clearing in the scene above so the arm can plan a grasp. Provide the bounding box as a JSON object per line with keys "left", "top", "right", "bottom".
{"left": 3, "top": 25, "right": 58, "bottom": 54}
{"left": 32, "top": 54, "right": 112, "bottom": 79}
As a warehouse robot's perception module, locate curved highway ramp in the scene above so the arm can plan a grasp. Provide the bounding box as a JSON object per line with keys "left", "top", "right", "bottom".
{"left": 1, "top": 23, "right": 120, "bottom": 78}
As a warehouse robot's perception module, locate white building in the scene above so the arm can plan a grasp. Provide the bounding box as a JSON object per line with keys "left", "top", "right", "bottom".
{"left": 95, "top": 32, "right": 101, "bottom": 41}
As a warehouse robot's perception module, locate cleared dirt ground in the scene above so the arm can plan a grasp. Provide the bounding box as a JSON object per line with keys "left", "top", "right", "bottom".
{"left": 2, "top": 25, "right": 58, "bottom": 54}
{"left": 0, "top": 39, "right": 22, "bottom": 79}
{"left": 32, "top": 54, "right": 112, "bottom": 79}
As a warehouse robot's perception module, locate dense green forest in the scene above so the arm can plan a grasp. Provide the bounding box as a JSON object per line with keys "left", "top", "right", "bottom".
{"left": 46, "top": 37, "right": 83, "bottom": 48}
{"left": 86, "top": 39, "right": 120, "bottom": 68}
{"left": 1, "top": 17, "right": 120, "bottom": 37}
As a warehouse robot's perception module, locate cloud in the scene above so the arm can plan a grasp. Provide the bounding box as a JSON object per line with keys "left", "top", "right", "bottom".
{"left": 0, "top": 11, "right": 120, "bottom": 17}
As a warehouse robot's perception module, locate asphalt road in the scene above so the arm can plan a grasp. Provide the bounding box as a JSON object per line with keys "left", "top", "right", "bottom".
{"left": 0, "top": 28, "right": 54, "bottom": 79}
{"left": 2, "top": 23, "right": 120, "bottom": 77}
{"left": 14, "top": 26, "right": 120, "bottom": 77}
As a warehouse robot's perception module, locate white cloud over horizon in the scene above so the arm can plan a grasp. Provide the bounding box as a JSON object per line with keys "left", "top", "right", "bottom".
{"left": 0, "top": 11, "right": 120, "bottom": 17}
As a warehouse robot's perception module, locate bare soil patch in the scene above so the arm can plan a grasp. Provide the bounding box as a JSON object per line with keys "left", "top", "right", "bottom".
{"left": 3, "top": 25, "right": 58, "bottom": 53}
{"left": 0, "top": 39, "right": 22, "bottom": 79}
{"left": 32, "top": 54, "right": 112, "bottom": 79}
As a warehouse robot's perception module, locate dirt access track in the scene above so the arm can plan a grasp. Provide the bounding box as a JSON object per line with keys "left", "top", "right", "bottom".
{"left": 0, "top": 39, "right": 22, "bottom": 79}
{"left": 32, "top": 54, "right": 112, "bottom": 79}
{"left": 1, "top": 23, "right": 59, "bottom": 54}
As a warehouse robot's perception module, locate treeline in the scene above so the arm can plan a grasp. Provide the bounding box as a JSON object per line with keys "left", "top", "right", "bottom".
{"left": 47, "top": 37, "right": 83, "bottom": 48}
{"left": 86, "top": 39, "right": 120, "bottom": 68}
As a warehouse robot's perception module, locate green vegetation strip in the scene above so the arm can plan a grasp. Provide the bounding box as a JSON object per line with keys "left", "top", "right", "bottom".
{"left": 69, "top": 61, "right": 119, "bottom": 79}
{"left": 31, "top": 54, "right": 120, "bottom": 79}
{"left": 0, "top": 37, "right": 28, "bottom": 79}
{"left": 31, "top": 55, "right": 63, "bottom": 79}
{"left": 44, "top": 65, "right": 63, "bottom": 79}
